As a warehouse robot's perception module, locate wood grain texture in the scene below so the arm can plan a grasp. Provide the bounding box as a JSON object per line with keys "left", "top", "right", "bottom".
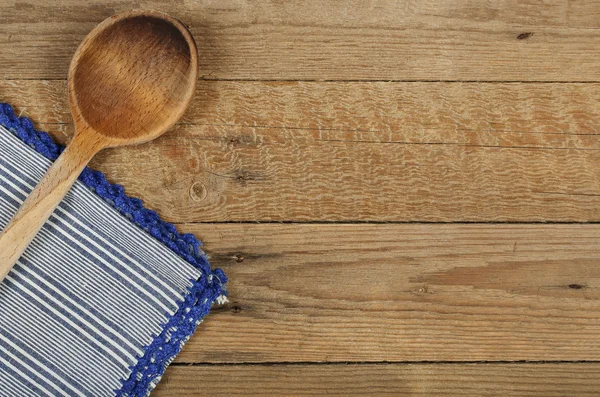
{"left": 1, "top": 0, "right": 600, "bottom": 81}
{"left": 154, "top": 363, "right": 600, "bottom": 396}
{"left": 170, "top": 223, "right": 600, "bottom": 363}
{"left": 3, "top": 80, "right": 600, "bottom": 222}
{"left": 67, "top": 10, "right": 198, "bottom": 145}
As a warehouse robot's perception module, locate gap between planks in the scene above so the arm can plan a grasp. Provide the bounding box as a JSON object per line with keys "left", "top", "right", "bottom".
{"left": 6, "top": 78, "right": 600, "bottom": 84}
{"left": 168, "top": 360, "right": 600, "bottom": 366}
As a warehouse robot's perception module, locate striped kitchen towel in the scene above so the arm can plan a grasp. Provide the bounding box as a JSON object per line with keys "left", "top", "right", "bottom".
{"left": 0, "top": 103, "right": 227, "bottom": 396}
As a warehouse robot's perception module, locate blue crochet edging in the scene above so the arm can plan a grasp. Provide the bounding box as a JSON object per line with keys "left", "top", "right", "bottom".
{"left": 0, "top": 103, "right": 228, "bottom": 397}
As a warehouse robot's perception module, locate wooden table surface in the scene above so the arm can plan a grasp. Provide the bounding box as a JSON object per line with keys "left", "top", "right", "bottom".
{"left": 3, "top": 1, "right": 600, "bottom": 395}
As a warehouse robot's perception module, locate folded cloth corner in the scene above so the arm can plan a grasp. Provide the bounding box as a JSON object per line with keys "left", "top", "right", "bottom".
{"left": 0, "top": 103, "right": 227, "bottom": 397}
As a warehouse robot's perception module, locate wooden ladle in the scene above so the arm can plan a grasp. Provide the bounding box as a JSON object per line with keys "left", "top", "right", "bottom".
{"left": 0, "top": 10, "right": 198, "bottom": 281}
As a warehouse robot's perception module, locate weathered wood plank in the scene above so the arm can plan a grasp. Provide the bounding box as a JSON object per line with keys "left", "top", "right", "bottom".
{"left": 1, "top": 0, "right": 600, "bottom": 81}
{"left": 172, "top": 224, "right": 600, "bottom": 363}
{"left": 3, "top": 80, "right": 600, "bottom": 222}
{"left": 154, "top": 363, "right": 600, "bottom": 396}
{"left": 5, "top": 80, "right": 600, "bottom": 130}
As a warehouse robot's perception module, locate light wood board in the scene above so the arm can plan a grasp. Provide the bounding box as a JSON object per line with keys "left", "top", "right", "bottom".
{"left": 155, "top": 363, "right": 600, "bottom": 396}
{"left": 3, "top": 80, "right": 600, "bottom": 222}
{"left": 1, "top": 0, "right": 600, "bottom": 81}
{"left": 173, "top": 223, "right": 600, "bottom": 363}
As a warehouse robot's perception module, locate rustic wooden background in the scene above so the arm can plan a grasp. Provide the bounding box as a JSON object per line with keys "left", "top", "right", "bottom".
{"left": 2, "top": 0, "right": 600, "bottom": 395}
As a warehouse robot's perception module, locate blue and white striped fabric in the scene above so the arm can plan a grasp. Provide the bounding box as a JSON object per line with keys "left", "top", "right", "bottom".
{"left": 0, "top": 120, "right": 225, "bottom": 396}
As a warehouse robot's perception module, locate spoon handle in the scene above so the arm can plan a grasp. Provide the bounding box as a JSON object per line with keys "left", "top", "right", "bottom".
{"left": 0, "top": 132, "right": 101, "bottom": 281}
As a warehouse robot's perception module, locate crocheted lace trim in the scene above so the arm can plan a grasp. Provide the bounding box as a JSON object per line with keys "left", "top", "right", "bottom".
{"left": 0, "top": 103, "right": 228, "bottom": 397}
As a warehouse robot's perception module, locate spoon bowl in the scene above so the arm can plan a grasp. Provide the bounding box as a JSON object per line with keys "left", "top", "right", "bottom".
{"left": 0, "top": 10, "right": 198, "bottom": 280}
{"left": 70, "top": 11, "right": 198, "bottom": 145}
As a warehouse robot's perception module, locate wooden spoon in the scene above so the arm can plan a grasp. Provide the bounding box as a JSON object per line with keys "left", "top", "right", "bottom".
{"left": 0, "top": 10, "right": 198, "bottom": 281}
